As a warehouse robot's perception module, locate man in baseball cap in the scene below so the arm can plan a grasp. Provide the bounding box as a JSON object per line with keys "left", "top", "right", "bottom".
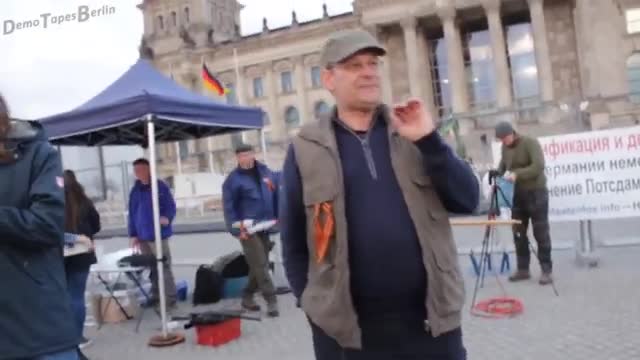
{"left": 317, "top": 29, "right": 387, "bottom": 112}
{"left": 279, "top": 29, "right": 479, "bottom": 359}
{"left": 494, "top": 120, "right": 554, "bottom": 286}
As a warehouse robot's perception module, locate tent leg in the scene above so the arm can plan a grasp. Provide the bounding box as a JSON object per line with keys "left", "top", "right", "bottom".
{"left": 145, "top": 117, "right": 185, "bottom": 348}
{"left": 146, "top": 120, "right": 168, "bottom": 337}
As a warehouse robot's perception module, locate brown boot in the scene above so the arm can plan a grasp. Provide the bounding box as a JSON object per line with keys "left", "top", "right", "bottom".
{"left": 241, "top": 297, "right": 261, "bottom": 312}
{"left": 539, "top": 272, "right": 553, "bottom": 285}
{"left": 508, "top": 269, "right": 531, "bottom": 282}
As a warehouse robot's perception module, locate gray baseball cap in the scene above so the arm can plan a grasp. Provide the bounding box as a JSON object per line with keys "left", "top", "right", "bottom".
{"left": 320, "top": 29, "right": 386, "bottom": 68}
{"left": 495, "top": 121, "right": 515, "bottom": 139}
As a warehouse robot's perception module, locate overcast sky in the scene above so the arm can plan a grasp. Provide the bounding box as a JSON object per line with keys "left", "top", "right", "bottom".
{"left": 0, "top": 0, "right": 352, "bottom": 120}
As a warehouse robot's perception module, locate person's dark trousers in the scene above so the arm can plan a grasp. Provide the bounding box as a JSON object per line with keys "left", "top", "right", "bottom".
{"left": 31, "top": 348, "right": 79, "bottom": 360}
{"left": 139, "top": 239, "right": 177, "bottom": 307}
{"left": 511, "top": 188, "right": 553, "bottom": 273}
{"left": 239, "top": 232, "right": 276, "bottom": 303}
{"left": 66, "top": 268, "right": 90, "bottom": 339}
{"left": 308, "top": 316, "right": 467, "bottom": 360}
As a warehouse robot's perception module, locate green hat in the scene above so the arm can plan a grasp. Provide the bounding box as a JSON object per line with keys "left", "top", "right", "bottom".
{"left": 320, "top": 29, "right": 386, "bottom": 68}
{"left": 495, "top": 121, "right": 515, "bottom": 139}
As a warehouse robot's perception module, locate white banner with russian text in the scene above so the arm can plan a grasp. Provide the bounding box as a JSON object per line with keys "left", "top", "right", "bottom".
{"left": 492, "top": 126, "right": 640, "bottom": 221}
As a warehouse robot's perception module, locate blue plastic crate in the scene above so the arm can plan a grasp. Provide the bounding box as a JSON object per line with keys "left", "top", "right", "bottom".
{"left": 222, "top": 276, "right": 249, "bottom": 299}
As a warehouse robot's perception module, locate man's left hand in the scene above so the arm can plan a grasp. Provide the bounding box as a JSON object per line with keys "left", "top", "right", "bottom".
{"left": 390, "top": 98, "right": 436, "bottom": 142}
{"left": 160, "top": 216, "right": 170, "bottom": 226}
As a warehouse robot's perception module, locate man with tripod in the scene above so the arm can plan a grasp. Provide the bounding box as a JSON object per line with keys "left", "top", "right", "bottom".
{"left": 494, "top": 121, "right": 553, "bottom": 285}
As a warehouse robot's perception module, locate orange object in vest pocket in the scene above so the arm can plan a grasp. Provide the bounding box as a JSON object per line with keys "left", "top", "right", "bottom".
{"left": 313, "top": 202, "right": 334, "bottom": 264}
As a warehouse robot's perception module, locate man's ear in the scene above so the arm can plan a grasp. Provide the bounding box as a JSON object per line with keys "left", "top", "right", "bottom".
{"left": 321, "top": 68, "right": 334, "bottom": 92}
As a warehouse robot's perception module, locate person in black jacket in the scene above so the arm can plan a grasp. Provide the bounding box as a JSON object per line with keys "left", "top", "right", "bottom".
{"left": 0, "top": 93, "right": 80, "bottom": 359}
{"left": 62, "top": 169, "right": 101, "bottom": 355}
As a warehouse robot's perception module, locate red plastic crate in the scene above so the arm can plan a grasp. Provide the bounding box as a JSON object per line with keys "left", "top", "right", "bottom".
{"left": 195, "top": 318, "right": 241, "bottom": 346}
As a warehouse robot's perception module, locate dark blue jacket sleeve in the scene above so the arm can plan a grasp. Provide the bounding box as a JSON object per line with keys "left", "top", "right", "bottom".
{"left": 279, "top": 145, "right": 309, "bottom": 299}
{"left": 415, "top": 131, "right": 480, "bottom": 214}
{"left": 0, "top": 143, "right": 65, "bottom": 250}
{"left": 159, "top": 181, "right": 177, "bottom": 222}
{"left": 222, "top": 175, "right": 241, "bottom": 237}
{"left": 128, "top": 188, "right": 138, "bottom": 237}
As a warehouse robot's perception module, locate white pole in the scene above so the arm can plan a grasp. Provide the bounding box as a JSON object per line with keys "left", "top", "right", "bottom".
{"left": 233, "top": 48, "right": 247, "bottom": 144}
{"left": 175, "top": 143, "right": 182, "bottom": 174}
{"left": 146, "top": 117, "right": 169, "bottom": 337}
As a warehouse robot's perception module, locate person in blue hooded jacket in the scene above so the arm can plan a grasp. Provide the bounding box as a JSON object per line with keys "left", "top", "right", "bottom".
{"left": 222, "top": 143, "right": 280, "bottom": 317}
{"left": 128, "top": 158, "right": 178, "bottom": 309}
{"left": 0, "top": 93, "right": 80, "bottom": 360}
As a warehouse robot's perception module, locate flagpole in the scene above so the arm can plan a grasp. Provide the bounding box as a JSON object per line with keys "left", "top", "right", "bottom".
{"left": 232, "top": 48, "right": 248, "bottom": 145}
{"left": 201, "top": 55, "right": 217, "bottom": 173}
{"left": 168, "top": 62, "right": 183, "bottom": 174}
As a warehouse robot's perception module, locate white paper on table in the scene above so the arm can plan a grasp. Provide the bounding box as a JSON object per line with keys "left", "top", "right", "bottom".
{"left": 231, "top": 219, "right": 278, "bottom": 235}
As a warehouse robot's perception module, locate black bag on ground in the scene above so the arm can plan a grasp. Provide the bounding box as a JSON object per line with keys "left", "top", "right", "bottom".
{"left": 192, "top": 265, "right": 224, "bottom": 305}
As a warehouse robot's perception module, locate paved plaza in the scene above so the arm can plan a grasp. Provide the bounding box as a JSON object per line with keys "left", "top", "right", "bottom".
{"left": 81, "top": 227, "right": 640, "bottom": 360}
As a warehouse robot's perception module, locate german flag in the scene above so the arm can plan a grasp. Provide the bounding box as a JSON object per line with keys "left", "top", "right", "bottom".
{"left": 202, "top": 62, "right": 228, "bottom": 96}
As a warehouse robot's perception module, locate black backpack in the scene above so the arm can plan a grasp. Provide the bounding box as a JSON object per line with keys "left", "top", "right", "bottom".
{"left": 192, "top": 265, "right": 224, "bottom": 306}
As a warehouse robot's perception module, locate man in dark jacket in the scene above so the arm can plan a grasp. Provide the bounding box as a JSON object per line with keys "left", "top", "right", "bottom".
{"left": 0, "top": 102, "right": 79, "bottom": 359}
{"left": 222, "top": 143, "right": 280, "bottom": 317}
{"left": 128, "top": 158, "right": 178, "bottom": 308}
{"left": 495, "top": 121, "right": 553, "bottom": 285}
{"left": 279, "top": 30, "right": 479, "bottom": 359}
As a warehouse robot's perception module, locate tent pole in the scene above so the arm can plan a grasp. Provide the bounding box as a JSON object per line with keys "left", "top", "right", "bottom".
{"left": 146, "top": 117, "right": 168, "bottom": 337}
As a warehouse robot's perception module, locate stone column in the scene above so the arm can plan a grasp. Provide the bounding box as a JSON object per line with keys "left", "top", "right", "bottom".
{"left": 484, "top": 0, "right": 513, "bottom": 108}
{"left": 293, "top": 56, "right": 310, "bottom": 124}
{"left": 415, "top": 28, "right": 438, "bottom": 116}
{"left": 437, "top": 5, "right": 469, "bottom": 113}
{"left": 401, "top": 17, "right": 422, "bottom": 99}
{"left": 528, "top": 0, "right": 554, "bottom": 102}
{"left": 366, "top": 25, "right": 393, "bottom": 104}
{"left": 265, "top": 62, "right": 286, "bottom": 141}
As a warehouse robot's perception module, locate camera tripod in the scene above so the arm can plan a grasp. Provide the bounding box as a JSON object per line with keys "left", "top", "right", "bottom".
{"left": 469, "top": 175, "right": 559, "bottom": 318}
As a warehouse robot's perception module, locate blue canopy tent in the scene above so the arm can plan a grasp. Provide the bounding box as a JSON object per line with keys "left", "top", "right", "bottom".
{"left": 41, "top": 58, "right": 263, "bottom": 146}
{"left": 39, "top": 58, "right": 264, "bottom": 344}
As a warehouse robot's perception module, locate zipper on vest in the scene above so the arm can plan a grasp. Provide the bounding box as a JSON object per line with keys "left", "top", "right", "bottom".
{"left": 336, "top": 120, "right": 379, "bottom": 180}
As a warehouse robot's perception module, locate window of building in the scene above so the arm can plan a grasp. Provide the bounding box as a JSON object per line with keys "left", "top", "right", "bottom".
{"left": 184, "top": 7, "right": 190, "bottom": 23}
{"left": 626, "top": 8, "right": 640, "bottom": 34}
{"left": 311, "top": 66, "right": 322, "bottom": 88}
{"left": 225, "top": 83, "right": 237, "bottom": 104}
{"left": 178, "top": 140, "right": 189, "bottom": 160}
{"left": 231, "top": 133, "right": 243, "bottom": 148}
{"left": 281, "top": 71, "right": 294, "bottom": 93}
{"left": 462, "top": 28, "right": 497, "bottom": 110}
{"left": 157, "top": 15, "right": 164, "bottom": 31}
{"left": 429, "top": 37, "right": 452, "bottom": 117}
{"left": 314, "top": 101, "right": 331, "bottom": 120}
{"left": 627, "top": 53, "right": 640, "bottom": 103}
{"left": 253, "top": 77, "right": 264, "bottom": 98}
{"left": 171, "top": 11, "right": 177, "bottom": 27}
{"left": 506, "top": 22, "right": 540, "bottom": 106}
{"left": 285, "top": 106, "right": 300, "bottom": 127}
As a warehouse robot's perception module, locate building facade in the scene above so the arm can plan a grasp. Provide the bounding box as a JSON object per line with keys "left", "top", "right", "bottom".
{"left": 138, "top": 0, "right": 640, "bottom": 176}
